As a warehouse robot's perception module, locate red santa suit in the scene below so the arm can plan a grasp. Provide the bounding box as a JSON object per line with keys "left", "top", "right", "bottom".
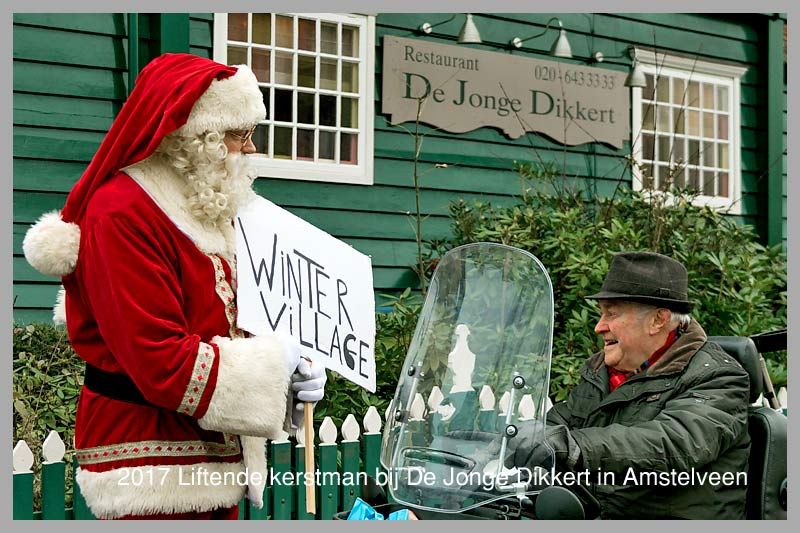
{"left": 23, "top": 54, "right": 292, "bottom": 518}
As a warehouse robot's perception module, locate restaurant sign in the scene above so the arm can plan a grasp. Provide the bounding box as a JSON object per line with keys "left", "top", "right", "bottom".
{"left": 382, "top": 35, "right": 629, "bottom": 149}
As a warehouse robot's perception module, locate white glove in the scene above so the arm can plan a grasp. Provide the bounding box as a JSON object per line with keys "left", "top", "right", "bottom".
{"left": 291, "top": 357, "right": 327, "bottom": 403}
{"left": 275, "top": 333, "right": 302, "bottom": 377}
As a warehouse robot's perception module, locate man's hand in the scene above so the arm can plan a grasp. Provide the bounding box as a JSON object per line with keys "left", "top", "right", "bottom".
{"left": 504, "top": 423, "right": 581, "bottom": 471}
{"left": 291, "top": 357, "right": 327, "bottom": 403}
{"left": 289, "top": 357, "right": 327, "bottom": 427}
{"left": 504, "top": 422, "right": 555, "bottom": 470}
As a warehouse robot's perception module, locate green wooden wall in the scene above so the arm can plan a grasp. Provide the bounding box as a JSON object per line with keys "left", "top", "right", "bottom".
{"left": 12, "top": 13, "right": 787, "bottom": 323}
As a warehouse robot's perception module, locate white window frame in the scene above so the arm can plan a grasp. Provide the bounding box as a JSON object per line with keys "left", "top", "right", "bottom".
{"left": 214, "top": 12, "right": 375, "bottom": 185}
{"left": 631, "top": 48, "right": 747, "bottom": 214}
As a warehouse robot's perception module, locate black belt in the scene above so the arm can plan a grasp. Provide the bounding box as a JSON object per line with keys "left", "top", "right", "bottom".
{"left": 84, "top": 363, "right": 157, "bottom": 408}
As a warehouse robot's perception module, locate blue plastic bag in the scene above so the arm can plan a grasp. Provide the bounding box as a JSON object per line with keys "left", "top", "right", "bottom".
{"left": 346, "top": 498, "right": 417, "bottom": 520}
{"left": 387, "top": 509, "right": 412, "bottom": 520}
{"left": 346, "top": 498, "right": 385, "bottom": 520}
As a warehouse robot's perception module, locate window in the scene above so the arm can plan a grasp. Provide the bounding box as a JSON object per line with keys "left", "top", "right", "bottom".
{"left": 631, "top": 49, "right": 747, "bottom": 214}
{"left": 214, "top": 13, "right": 375, "bottom": 185}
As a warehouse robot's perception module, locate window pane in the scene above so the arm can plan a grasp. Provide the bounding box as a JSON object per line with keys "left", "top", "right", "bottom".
{"left": 657, "top": 135, "right": 671, "bottom": 162}
{"left": 672, "top": 78, "right": 685, "bottom": 105}
{"left": 341, "top": 133, "right": 357, "bottom": 164}
{"left": 274, "top": 127, "right": 292, "bottom": 159}
{"left": 276, "top": 15, "right": 293, "bottom": 48}
{"left": 342, "top": 25, "right": 359, "bottom": 57}
{"left": 702, "top": 141, "right": 714, "bottom": 167}
{"left": 320, "top": 58, "right": 337, "bottom": 90}
{"left": 275, "top": 51, "right": 293, "bottom": 85}
{"left": 702, "top": 83, "right": 714, "bottom": 109}
{"left": 687, "top": 81, "right": 700, "bottom": 107}
{"left": 342, "top": 61, "right": 358, "bottom": 93}
{"left": 718, "top": 143, "right": 729, "bottom": 169}
{"left": 703, "top": 112, "right": 715, "bottom": 138}
{"left": 321, "top": 22, "right": 337, "bottom": 54}
{"left": 642, "top": 74, "right": 655, "bottom": 101}
{"left": 642, "top": 103, "right": 654, "bottom": 130}
{"left": 252, "top": 48, "right": 270, "bottom": 83}
{"left": 642, "top": 169, "right": 654, "bottom": 189}
{"left": 688, "top": 140, "right": 700, "bottom": 166}
{"left": 673, "top": 163, "right": 686, "bottom": 188}
{"left": 673, "top": 107, "right": 685, "bottom": 134}
{"left": 252, "top": 13, "right": 271, "bottom": 45}
{"left": 658, "top": 165, "right": 670, "bottom": 191}
{"left": 673, "top": 136, "right": 685, "bottom": 163}
{"left": 319, "top": 131, "right": 335, "bottom": 161}
{"left": 657, "top": 105, "right": 670, "bottom": 131}
{"left": 227, "top": 46, "right": 247, "bottom": 66}
{"left": 656, "top": 76, "right": 670, "bottom": 103}
{"left": 298, "top": 18, "right": 316, "bottom": 51}
{"left": 298, "top": 55, "right": 315, "bottom": 88}
{"left": 228, "top": 13, "right": 248, "bottom": 42}
{"left": 716, "top": 86, "right": 729, "bottom": 112}
{"left": 687, "top": 110, "right": 700, "bottom": 136}
{"left": 252, "top": 124, "right": 269, "bottom": 154}
{"left": 261, "top": 87, "right": 270, "bottom": 119}
{"left": 297, "top": 129, "right": 314, "bottom": 160}
{"left": 341, "top": 97, "right": 358, "bottom": 128}
{"left": 319, "top": 95, "right": 336, "bottom": 126}
{"left": 274, "top": 89, "right": 293, "bottom": 122}
{"left": 717, "top": 114, "right": 728, "bottom": 139}
{"left": 718, "top": 172, "right": 729, "bottom": 197}
{"left": 702, "top": 170, "right": 715, "bottom": 196}
{"left": 642, "top": 133, "right": 654, "bottom": 161}
{"left": 688, "top": 167, "right": 699, "bottom": 191}
{"left": 298, "top": 92, "right": 315, "bottom": 125}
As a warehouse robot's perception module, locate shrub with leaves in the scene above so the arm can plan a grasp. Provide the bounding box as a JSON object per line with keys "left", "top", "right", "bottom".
{"left": 314, "top": 288, "right": 420, "bottom": 428}
{"left": 13, "top": 322, "right": 83, "bottom": 510}
{"left": 447, "top": 161, "right": 787, "bottom": 400}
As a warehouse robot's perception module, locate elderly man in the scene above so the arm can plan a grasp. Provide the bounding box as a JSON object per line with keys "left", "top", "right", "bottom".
{"left": 514, "top": 251, "right": 751, "bottom": 519}
{"left": 23, "top": 53, "right": 325, "bottom": 519}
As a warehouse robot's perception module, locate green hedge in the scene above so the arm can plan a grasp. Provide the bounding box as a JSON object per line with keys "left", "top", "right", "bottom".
{"left": 442, "top": 161, "right": 787, "bottom": 400}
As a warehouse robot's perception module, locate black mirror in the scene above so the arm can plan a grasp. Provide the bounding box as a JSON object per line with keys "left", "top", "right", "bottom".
{"left": 361, "top": 475, "right": 388, "bottom": 507}
{"left": 534, "top": 485, "right": 585, "bottom": 520}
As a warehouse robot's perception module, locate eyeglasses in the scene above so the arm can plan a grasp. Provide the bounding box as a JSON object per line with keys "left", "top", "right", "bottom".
{"left": 226, "top": 125, "right": 257, "bottom": 147}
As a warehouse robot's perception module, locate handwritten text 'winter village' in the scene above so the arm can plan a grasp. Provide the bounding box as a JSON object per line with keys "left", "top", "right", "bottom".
{"left": 238, "top": 226, "right": 370, "bottom": 380}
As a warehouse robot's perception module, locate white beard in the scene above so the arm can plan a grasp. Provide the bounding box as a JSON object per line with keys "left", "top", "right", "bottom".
{"left": 221, "top": 153, "right": 258, "bottom": 216}
{"left": 187, "top": 152, "right": 257, "bottom": 230}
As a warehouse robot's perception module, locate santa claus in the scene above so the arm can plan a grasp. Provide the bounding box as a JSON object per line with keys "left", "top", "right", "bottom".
{"left": 23, "top": 53, "right": 325, "bottom": 519}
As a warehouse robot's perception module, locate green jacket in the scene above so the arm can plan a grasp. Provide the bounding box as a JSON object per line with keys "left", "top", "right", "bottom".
{"left": 547, "top": 320, "right": 750, "bottom": 519}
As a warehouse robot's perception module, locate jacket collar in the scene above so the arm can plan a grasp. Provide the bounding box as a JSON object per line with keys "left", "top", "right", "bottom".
{"left": 122, "top": 157, "right": 237, "bottom": 262}
{"left": 585, "top": 319, "right": 707, "bottom": 378}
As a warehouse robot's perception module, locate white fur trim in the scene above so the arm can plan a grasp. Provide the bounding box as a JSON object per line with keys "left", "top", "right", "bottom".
{"left": 179, "top": 65, "right": 266, "bottom": 137}
{"left": 53, "top": 286, "right": 67, "bottom": 326}
{"left": 22, "top": 211, "right": 80, "bottom": 277}
{"left": 75, "top": 462, "right": 246, "bottom": 519}
{"left": 124, "top": 160, "right": 236, "bottom": 260}
{"left": 199, "top": 335, "right": 290, "bottom": 438}
{"left": 241, "top": 436, "right": 268, "bottom": 508}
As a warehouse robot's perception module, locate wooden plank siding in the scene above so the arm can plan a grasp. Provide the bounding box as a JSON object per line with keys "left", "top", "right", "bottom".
{"left": 12, "top": 13, "right": 786, "bottom": 323}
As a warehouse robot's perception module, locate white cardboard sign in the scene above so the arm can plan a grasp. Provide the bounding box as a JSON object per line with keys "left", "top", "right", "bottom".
{"left": 235, "top": 196, "right": 376, "bottom": 392}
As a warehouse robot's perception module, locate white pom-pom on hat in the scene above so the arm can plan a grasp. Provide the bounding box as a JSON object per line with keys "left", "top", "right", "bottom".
{"left": 22, "top": 210, "right": 81, "bottom": 277}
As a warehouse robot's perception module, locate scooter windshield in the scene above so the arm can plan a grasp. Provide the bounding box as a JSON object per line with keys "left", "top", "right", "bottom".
{"left": 381, "top": 243, "right": 555, "bottom": 513}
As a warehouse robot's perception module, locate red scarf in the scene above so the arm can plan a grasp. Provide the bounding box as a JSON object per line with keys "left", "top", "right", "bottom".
{"left": 608, "top": 329, "right": 679, "bottom": 392}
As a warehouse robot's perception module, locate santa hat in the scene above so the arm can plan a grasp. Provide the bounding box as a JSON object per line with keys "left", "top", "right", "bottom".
{"left": 23, "top": 53, "right": 266, "bottom": 277}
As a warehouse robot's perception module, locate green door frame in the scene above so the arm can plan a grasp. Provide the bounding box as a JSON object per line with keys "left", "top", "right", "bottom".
{"left": 766, "top": 14, "right": 786, "bottom": 247}
{"left": 127, "top": 13, "right": 191, "bottom": 95}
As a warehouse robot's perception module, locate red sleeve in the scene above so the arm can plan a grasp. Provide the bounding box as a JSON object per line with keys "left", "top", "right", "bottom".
{"left": 78, "top": 213, "right": 218, "bottom": 419}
